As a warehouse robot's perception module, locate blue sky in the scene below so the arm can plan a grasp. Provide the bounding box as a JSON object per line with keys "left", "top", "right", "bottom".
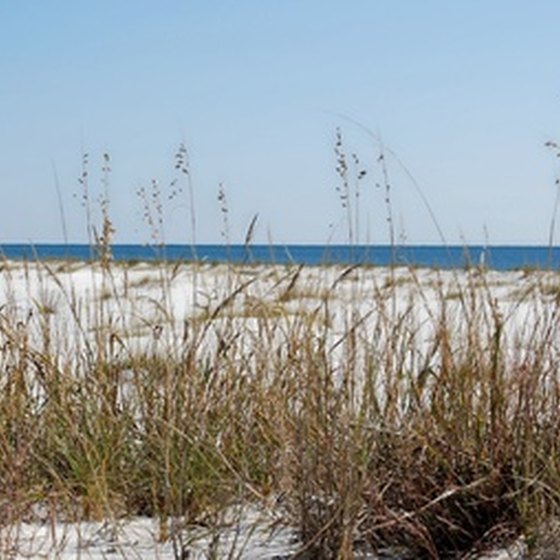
{"left": 2, "top": 1, "right": 560, "bottom": 244}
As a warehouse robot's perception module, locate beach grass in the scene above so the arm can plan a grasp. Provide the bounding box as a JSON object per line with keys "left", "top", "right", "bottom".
{"left": 0, "top": 253, "right": 559, "bottom": 558}
{"left": 1, "top": 136, "right": 560, "bottom": 559}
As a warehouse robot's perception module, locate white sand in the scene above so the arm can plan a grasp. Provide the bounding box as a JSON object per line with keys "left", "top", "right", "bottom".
{"left": 0, "top": 261, "right": 549, "bottom": 360}
{"left": 3, "top": 506, "right": 298, "bottom": 559}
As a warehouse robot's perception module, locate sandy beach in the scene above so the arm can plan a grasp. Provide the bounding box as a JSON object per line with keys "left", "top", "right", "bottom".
{"left": 0, "top": 260, "right": 547, "bottom": 358}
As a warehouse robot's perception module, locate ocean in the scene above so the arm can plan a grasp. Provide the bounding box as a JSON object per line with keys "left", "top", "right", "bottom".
{"left": 1, "top": 244, "right": 559, "bottom": 271}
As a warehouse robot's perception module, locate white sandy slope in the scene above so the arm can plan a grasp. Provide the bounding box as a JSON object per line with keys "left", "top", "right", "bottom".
{"left": 0, "top": 261, "right": 548, "bottom": 364}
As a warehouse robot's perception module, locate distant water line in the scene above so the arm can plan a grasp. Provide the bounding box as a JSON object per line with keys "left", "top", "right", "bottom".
{"left": 0, "top": 244, "right": 560, "bottom": 271}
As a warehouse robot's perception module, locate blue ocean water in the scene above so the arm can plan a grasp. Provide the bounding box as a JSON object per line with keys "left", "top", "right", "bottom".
{"left": 0, "top": 244, "right": 559, "bottom": 271}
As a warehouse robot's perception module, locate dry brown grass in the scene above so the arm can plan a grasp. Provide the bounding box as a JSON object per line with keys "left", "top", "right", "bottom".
{"left": 0, "top": 255, "right": 558, "bottom": 558}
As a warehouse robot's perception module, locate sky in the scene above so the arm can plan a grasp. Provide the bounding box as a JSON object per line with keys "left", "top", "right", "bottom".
{"left": 1, "top": 1, "right": 560, "bottom": 245}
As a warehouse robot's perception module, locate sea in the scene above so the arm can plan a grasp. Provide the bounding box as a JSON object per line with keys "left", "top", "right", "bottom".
{"left": 1, "top": 244, "right": 560, "bottom": 271}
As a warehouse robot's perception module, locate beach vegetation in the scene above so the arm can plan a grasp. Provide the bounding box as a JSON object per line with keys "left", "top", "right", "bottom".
{"left": 0, "top": 139, "right": 559, "bottom": 558}
{"left": 1, "top": 246, "right": 559, "bottom": 558}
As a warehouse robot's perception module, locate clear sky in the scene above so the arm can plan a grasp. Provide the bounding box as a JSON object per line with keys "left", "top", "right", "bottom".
{"left": 2, "top": 1, "right": 560, "bottom": 245}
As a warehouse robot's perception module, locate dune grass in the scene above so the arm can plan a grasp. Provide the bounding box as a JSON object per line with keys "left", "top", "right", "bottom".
{"left": 0, "top": 254, "right": 558, "bottom": 558}
{"left": 1, "top": 136, "right": 560, "bottom": 559}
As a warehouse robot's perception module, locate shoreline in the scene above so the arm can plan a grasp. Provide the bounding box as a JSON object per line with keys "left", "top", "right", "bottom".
{"left": 1, "top": 243, "right": 560, "bottom": 270}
